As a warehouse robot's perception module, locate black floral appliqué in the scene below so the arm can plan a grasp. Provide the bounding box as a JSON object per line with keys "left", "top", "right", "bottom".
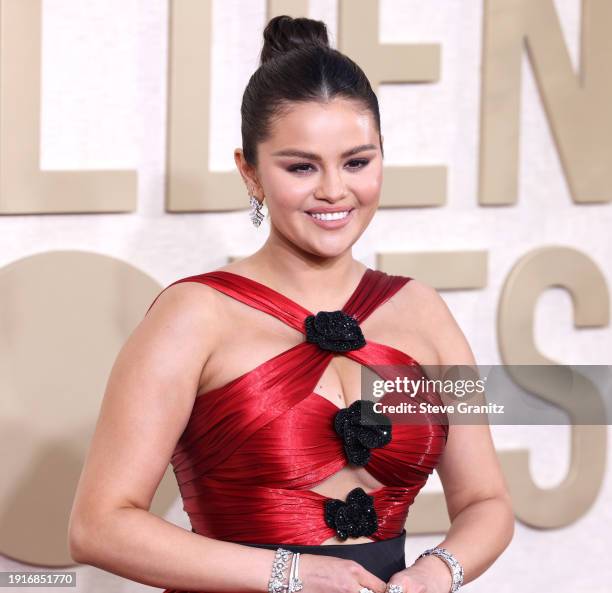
{"left": 324, "top": 486, "right": 378, "bottom": 541}
{"left": 304, "top": 310, "right": 366, "bottom": 353}
{"left": 334, "top": 399, "right": 392, "bottom": 466}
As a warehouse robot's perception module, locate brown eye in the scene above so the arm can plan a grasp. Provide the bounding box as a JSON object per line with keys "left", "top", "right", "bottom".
{"left": 287, "top": 163, "right": 315, "bottom": 173}
{"left": 346, "top": 159, "right": 370, "bottom": 170}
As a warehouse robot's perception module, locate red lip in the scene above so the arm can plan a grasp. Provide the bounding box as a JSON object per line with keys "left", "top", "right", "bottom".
{"left": 305, "top": 207, "right": 354, "bottom": 214}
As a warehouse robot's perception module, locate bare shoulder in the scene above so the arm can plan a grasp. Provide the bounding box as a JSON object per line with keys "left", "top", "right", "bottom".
{"left": 149, "top": 274, "right": 226, "bottom": 304}
{"left": 391, "top": 276, "right": 476, "bottom": 368}
{"left": 391, "top": 275, "right": 451, "bottom": 329}
{"left": 392, "top": 275, "right": 438, "bottom": 301}
{"left": 146, "top": 276, "right": 224, "bottom": 321}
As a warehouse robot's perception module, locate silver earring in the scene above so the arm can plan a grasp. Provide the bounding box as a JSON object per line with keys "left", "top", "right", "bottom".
{"left": 249, "top": 194, "right": 264, "bottom": 227}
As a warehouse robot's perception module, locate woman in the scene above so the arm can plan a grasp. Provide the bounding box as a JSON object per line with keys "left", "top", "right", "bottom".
{"left": 68, "top": 15, "right": 514, "bottom": 593}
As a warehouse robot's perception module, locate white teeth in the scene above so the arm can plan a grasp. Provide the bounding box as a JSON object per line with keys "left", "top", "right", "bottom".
{"left": 308, "top": 210, "right": 350, "bottom": 221}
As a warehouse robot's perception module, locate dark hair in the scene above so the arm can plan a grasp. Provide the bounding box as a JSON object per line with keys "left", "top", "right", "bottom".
{"left": 240, "top": 15, "right": 384, "bottom": 167}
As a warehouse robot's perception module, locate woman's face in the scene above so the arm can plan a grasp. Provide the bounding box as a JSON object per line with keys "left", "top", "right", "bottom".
{"left": 247, "top": 98, "right": 383, "bottom": 258}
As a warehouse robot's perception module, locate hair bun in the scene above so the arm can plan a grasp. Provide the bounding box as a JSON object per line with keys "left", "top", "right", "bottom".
{"left": 260, "top": 15, "right": 329, "bottom": 65}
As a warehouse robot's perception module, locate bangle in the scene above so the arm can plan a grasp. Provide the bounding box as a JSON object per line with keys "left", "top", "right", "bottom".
{"left": 416, "top": 547, "right": 464, "bottom": 593}
{"left": 288, "top": 551, "right": 303, "bottom": 592}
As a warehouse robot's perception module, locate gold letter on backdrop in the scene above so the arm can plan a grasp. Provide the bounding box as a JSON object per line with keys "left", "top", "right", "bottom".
{"left": 498, "top": 246, "right": 608, "bottom": 527}
{"left": 0, "top": 0, "right": 136, "bottom": 214}
{"left": 480, "top": 0, "right": 612, "bottom": 205}
{"left": 377, "top": 250, "right": 488, "bottom": 290}
{"left": 167, "top": 0, "right": 244, "bottom": 211}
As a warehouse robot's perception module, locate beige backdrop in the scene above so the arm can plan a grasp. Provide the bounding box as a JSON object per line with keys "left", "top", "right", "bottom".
{"left": 0, "top": 0, "right": 610, "bottom": 592}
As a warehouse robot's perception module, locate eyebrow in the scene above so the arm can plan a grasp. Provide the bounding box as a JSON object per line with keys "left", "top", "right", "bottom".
{"left": 271, "top": 144, "right": 378, "bottom": 160}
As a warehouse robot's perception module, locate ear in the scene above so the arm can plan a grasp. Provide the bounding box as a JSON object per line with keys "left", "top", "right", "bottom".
{"left": 234, "top": 148, "right": 263, "bottom": 196}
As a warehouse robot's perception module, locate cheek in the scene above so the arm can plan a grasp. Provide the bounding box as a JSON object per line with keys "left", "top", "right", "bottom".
{"left": 355, "top": 170, "right": 382, "bottom": 205}
{"left": 262, "top": 169, "right": 311, "bottom": 208}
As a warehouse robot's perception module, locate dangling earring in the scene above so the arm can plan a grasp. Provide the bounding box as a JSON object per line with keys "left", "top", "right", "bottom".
{"left": 249, "top": 194, "right": 265, "bottom": 227}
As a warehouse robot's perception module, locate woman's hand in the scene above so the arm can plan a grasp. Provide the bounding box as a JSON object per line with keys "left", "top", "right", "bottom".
{"left": 299, "top": 553, "right": 387, "bottom": 593}
{"left": 386, "top": 556, "right": 452, "bottom": 593}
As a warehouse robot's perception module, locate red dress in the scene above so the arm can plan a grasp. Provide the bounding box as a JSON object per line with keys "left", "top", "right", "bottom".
{"left": 144, "top": 267, "right": 448, "bottom": 592}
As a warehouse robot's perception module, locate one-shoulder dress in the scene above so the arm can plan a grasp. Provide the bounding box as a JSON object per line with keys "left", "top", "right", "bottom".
{"left": 144, "top": 267, "right": 449, "bottom": 591}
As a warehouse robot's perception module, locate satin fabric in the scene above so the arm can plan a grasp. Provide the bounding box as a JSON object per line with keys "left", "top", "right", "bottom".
{"left": 144, "top": 268, "right": 449, "bottom": 593}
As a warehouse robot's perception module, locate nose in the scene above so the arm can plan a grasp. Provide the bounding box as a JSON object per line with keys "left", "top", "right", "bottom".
{"left": 315, "top": 169, "right": 348, "bottom": 201}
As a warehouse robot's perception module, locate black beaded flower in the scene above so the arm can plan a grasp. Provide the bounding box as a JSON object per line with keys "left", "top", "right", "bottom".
{"left": 324, "top": 486, "right": 378, "bottom": 541}
{"left": 334, "top": 399, "right": 392, "bottom": 466}
{"left": 304, "top": 310, "right": 366, "bottom": 353}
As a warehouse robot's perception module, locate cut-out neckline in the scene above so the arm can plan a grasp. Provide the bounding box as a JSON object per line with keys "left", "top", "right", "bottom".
{"left": 194, "top": 347, "right": 425, "bottom": 406}
{"left": 190, "top": 265, "right": 426, "bottom": 408}
{"left": 213, "top": 265, "right": 373, "bottom": 316}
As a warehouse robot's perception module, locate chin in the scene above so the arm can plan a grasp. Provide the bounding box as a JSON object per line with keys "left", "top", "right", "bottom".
{"left": 307, "top": 240, "right": 358, "bottom": 258}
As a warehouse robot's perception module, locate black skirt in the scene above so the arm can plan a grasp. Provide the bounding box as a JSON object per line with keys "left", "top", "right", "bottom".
{"left": 241, "top": 529, "right": 407, "bottom": 581}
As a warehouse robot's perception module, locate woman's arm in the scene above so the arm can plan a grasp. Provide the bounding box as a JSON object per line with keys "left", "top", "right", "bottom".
{"left": 396, "top": 280, "right": 515, "bottom": 593}
{"left": 67, "top": 282, "right": 281, "bottom": 592}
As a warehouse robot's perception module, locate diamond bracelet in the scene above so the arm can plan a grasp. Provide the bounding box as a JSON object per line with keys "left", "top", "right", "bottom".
{"left": 416, "top": 546, "right": 464, "bottom": 593}
{"left": 268, "top": 548, "right": 291, "bottom": 593}
{"left": 268, "top": 548, "right": 303, "bottom": 593}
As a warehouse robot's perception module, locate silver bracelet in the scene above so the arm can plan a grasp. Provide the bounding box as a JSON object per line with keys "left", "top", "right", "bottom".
{"left": 288, "top": 551, "right": 303, "bottom": 593}
{"left": 416, "top": 547, "right": 464, "bottom": 593}
{"left": 268, "top": 547, "right": 292, "bottom": 593}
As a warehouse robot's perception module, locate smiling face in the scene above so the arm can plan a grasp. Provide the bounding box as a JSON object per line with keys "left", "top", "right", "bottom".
{"left": 236, "top": 97, "right": 383, "bottom": 260}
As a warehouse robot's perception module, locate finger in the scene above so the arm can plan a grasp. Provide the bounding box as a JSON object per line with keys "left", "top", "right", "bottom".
{"left": 356, "top": 570, "right": 387, "bottom": 593}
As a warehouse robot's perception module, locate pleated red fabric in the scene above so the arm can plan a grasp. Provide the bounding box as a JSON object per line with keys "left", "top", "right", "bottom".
{"left": 145, "top": 268, "right": 449, "bottom": 593}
